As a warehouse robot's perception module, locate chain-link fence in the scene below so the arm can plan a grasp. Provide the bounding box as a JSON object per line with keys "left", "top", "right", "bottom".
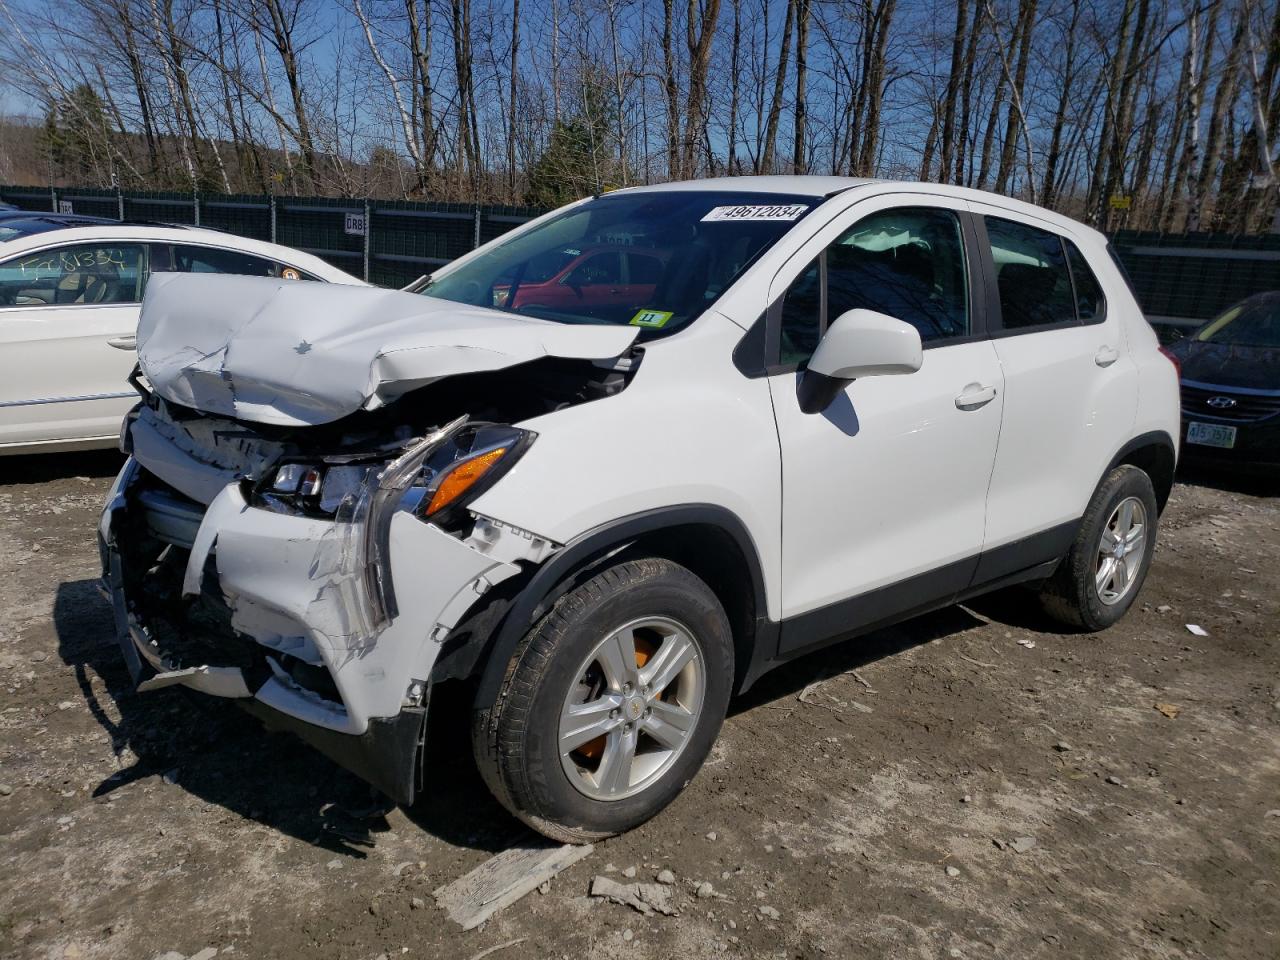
{"left": 3, "top": 186, "right": 1276, "bottom": 326}
{"left": 0, "top": 185, "right": 545, "bottom": 289}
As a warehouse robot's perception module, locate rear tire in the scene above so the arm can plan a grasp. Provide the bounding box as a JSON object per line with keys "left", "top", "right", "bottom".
{"left": 472, "top": 557, "right": 733, "bottom": 843}
{"left": 1040, "top": 465, "right": 1158, "bottom": 631}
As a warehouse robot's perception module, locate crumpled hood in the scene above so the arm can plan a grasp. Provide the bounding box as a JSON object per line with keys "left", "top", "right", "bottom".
{"left": 137, "top": 272, "right": 639, "bottom": 426}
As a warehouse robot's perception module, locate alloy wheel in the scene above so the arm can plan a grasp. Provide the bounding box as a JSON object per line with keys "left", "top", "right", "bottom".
{"left": 558, "top": 616, "right": 705, "bottom": 801}
{"left": 1095, "top": 496, "right": 1148, "bottom": 605}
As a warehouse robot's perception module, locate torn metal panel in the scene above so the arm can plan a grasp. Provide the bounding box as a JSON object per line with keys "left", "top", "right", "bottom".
{"left": 137, "top": 272, "right": 639, "bottom": 427}
{"left": 329, "top": 417, "right": 469, "bottom": 631}
{"left": 110, "top": 404, "right": 537, "bottom": 733}
{"left": 191, "top": 485, "right": 516, "bottom": 733}
{"left": 136, "top": 665, "right": 252, "bottom": 698}
{"left": 181, "top": 481, "right": 249, "bottom": 596}
{"left": 130, "top": 402, "right": 286, "bottom": 504}
{"left": 469, "top": 514, "right": 560, "bottom": 565}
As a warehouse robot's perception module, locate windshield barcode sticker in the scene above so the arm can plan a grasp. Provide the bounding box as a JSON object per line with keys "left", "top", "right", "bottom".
{"left": 701, "top": 204, "right": 808, "bottom": 222}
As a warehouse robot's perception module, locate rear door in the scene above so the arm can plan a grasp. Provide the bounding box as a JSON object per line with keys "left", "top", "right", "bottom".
{"left": 0, "top": 241, "right": 146, "bottom": 448}
{"left": 967, "top": 202, "right": 1137, "bottom": 572}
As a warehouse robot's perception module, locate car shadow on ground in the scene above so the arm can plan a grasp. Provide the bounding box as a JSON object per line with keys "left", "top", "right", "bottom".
{"left": 52, "top": 577, "right": 516, "bottom": 859}
{"left": 0, "top": 449, "right": 123, "bottom": 487}
{"left": 733, "top": 604, "right": 993, "bottom": 715}
{"left": 54, "top": 572, "right": 1064, "bottom": 852}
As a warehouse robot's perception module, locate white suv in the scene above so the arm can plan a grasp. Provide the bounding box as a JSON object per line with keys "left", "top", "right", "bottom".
{"left": 99, "top": 177, "right": 1180, "bottom": 841}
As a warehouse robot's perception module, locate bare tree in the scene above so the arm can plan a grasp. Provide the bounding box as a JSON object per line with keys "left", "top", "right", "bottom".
{"left": 759, "top": 0, "right": 794, "bottom": 173}
{"left": 792, "top": 0, "right": 809, "bottom": 173}
{"left": 854, "top": 0, "right": 897, "bottom": 176}
{"left": 726, "top": 0, "right": 742, "bottom": 172}
{"left": 662, "top": 0, "right": 681, "bottom": 176}
{"left": 990, "top": 0, "right": 1038, "bottom": 197}
{"left": 1190, "top": 6, "right": 1247, "bottom": 229}
{"left": 1041, "top": 0, "right": 1085, "bottom": 208}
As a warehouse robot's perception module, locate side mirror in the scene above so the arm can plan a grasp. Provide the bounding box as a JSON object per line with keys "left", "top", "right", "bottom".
{"left": 798, "top": 308, "right": 923, "bottom": 414}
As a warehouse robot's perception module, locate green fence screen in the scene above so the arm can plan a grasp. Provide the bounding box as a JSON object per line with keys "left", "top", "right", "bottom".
{"left": 3, "top": 185, "right": 1276, "bottom": 319}
{"left": 0, "top": 185, "right": 546, "bottom": 289}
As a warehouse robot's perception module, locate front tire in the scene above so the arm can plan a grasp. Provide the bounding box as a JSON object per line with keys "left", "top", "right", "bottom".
{"left": 1040, "top": 464, "right": 1159, "bottom": 631}
{"left": 472, "top": 557, "right": 733, "bottom": 843}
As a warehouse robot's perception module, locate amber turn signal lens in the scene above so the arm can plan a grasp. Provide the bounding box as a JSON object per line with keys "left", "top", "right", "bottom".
{"left": 424, "top": 447, "right": 507, "bottom": 515}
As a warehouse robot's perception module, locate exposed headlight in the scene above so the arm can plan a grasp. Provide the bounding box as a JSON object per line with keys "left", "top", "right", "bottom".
{"left": 413, "top": 424, "right": 533, "bottom": 524}
{"left": 271, "top": 462, "right": 323, "bottom": 496}
{"left": 249, "top": 420, "right": 533, "bottom": 633}
{"left": 254, "top": 423, "right": 532, "bottom": 524}
{"left": 351, "top": 421, "right": 532, "bottom": 626}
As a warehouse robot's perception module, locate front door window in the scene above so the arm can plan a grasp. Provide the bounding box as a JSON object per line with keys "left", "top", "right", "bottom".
{"left": 0, "top": 244, "right": 145, "bottom": 307}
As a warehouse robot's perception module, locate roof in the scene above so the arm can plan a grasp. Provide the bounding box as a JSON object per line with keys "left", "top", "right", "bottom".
{"left": 618, "top": 175, "right": 877, "bottom": 197}
{"left": 613, "top": 175, "right": 1105, "bottom": 242}
{"left": 0, "top": 213, "right": 118, "bottom": 240}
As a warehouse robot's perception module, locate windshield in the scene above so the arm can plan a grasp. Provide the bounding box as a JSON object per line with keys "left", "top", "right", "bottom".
{"left": 1197, "top": 295, "right": 1280, "bottom": 348}
{"left": 421, "top": 191, "right": 818, "bottom": 334}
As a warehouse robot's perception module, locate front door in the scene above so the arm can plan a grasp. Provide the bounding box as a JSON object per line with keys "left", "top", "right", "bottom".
{"left": 0, "top": 242, "right": 146, "bottom": 448}
{"left": 765, "top": 199, "right": 1004, "bottom": 654}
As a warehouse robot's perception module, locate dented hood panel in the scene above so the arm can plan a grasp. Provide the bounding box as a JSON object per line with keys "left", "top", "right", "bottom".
{"left": 137, "top": 272, "right": 640, "bottom": 426}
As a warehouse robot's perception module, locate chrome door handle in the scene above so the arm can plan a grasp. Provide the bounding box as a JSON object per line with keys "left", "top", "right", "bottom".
{"left": 1094, "top": 345, "right": 1119, "bottom": 367}
{"left": 955, "top": 384, "right": 997, "bottom": 410}
{"left": 107, "top": 335, "right": 137, "bottom": 350}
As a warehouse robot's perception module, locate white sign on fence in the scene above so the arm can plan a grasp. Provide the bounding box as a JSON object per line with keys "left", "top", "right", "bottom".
{"left": 344, "top": 212, "right": 367, "bottom": 237}
{"left": 58, "top": 200, "right": 73, "bottom": 214}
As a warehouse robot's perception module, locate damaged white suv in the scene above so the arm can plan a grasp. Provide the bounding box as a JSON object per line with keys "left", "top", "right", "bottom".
{"left": 100, "top": 177, "right": 1180, "bottom": 841}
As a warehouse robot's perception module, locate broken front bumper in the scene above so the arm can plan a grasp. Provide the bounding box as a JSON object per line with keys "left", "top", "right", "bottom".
{"left": 98, "top": 454, "right": 522, "bottom": 801}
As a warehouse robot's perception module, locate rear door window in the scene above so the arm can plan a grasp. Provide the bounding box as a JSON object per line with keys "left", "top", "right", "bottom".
{"left": 167, "top": 245, "right": 277, "bottom": 277}
{"left": 984, "top": 217, "right": 1076, "bottom": 331}
{"left": 151, "top": 244, "right": 318, "bottom": 281}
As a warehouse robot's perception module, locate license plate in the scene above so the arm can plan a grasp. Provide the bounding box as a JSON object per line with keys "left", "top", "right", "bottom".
{"left": 1187, "top": 421, "right": 1237, "bottom": 448}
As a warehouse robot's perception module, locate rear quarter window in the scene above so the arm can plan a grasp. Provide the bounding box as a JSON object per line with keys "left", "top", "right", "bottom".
{"left": 1065, "top": 241, "right": 1106, "bottom": 324}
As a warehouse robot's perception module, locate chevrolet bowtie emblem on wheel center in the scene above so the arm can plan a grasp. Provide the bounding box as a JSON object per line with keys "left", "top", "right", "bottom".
{"left": 627, "top": 698, "right": 646, "bottom": 720}
{"left": 1206, "top": 396, "right": 1237, "bottom": 409}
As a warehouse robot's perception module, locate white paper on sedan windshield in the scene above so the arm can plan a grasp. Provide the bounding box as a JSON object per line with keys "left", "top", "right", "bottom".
{"left": 701, "top": 204, "right": 808, "bottom": 222}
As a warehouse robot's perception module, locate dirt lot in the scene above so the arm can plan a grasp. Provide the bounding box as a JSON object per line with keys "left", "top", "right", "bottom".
{"left": 1, "top": 452, "right": 1277, "bottom": 960}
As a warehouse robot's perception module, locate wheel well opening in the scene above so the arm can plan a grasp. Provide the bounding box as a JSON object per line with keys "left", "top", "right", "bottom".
{"left": 438, "top": 518, "right": 766, "bottom": 709}
{"left": 1118, "top": 442, "right": 1176, "bottom": 512}
{"left": 619, "top": 523, "right": 760, "bottom": 691}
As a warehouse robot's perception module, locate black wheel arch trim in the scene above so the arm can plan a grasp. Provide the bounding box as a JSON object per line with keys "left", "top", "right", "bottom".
{"left": 470, "top": 503, "right": 772, "bottom": 707}
{"left": 1104, "top": 429, "right": 1178, "bottom": 510}
{"left": 1107, "top": 429, "right": 1177, "bottom": 472}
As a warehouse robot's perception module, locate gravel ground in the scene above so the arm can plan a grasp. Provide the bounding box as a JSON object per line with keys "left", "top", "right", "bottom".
{"left": 1, "top": 452, "right": 1277, "bottom": 960}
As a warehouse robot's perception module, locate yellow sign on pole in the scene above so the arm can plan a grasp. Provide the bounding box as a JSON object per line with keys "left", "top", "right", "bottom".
{"left": 1108, "top": 195, "right": 1131, "bottom": 210}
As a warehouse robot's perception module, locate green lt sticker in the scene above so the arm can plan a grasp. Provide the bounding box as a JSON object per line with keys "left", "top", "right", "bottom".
{"left": 630, "top": 309, "right": 673, "bottom": 328}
